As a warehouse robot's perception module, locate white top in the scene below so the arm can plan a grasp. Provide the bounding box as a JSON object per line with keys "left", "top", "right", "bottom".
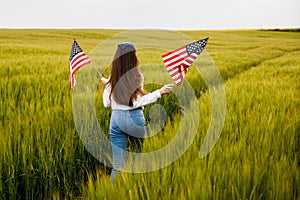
{"left": 103, "top": 84, "right": 161, "bottom": 110}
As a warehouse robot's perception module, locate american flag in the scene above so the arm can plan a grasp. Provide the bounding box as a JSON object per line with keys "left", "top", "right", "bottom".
{"left": 162, "top": 38, "right": 208, "bottom": 86}
{"left": 69, "top": 40, "right": 90, "bottom": 88}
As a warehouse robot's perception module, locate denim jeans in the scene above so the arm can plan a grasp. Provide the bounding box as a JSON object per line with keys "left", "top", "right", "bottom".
{"left": 110, "top": 108, "right": 146, "bottom": 181}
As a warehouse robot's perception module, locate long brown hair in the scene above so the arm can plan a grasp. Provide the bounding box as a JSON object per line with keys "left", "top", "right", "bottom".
{"left": 108, "top": 43, "right": 147, "bottom": 106}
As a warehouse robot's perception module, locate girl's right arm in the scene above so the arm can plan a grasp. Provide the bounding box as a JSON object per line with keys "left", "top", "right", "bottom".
{"left": 133, "top": 84, "right": 174, "bottom": 107}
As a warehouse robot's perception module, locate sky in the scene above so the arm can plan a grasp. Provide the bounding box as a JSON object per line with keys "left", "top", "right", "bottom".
{"left": 0, "top": 0, "right": 299, "bottom": 30}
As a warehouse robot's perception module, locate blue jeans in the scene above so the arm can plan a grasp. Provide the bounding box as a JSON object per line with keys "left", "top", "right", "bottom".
{"left": 110, "top": 108, "right": 146, "bottom": 181}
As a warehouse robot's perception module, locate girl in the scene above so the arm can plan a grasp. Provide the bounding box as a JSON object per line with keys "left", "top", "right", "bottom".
{"left": 101, "top": 42, "right": 173, "bottom": 181}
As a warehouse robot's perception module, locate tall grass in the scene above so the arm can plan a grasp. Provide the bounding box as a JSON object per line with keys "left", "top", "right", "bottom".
{"left": 0, "top": 29, "right": 120, "bottom": 199}
{"left": 0, "top": 29, "right": 299, "bottom": 199}
{"left": 82, "top": 35, "right": 300, "bottom": 199}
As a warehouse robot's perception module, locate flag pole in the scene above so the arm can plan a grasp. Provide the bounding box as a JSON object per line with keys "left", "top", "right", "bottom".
{"left": 92, "top": 65, "right": 103, "bottom": 78}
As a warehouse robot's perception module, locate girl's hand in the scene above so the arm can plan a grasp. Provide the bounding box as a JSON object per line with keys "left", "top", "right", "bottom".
{"left": 159, "top": 84, "right": 175, "bottom": 95}
{"left": 101, "top": 77, "right": 109, "bottom": 85}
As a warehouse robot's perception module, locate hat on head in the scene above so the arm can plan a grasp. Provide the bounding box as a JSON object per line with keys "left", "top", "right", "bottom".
{"left": 118, "top": 42, "right": 136, "bottom": 50}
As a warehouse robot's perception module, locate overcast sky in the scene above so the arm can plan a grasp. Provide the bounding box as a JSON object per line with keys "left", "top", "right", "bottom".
{"left": 1, "top": 0, "right": 299, "bottom": 29}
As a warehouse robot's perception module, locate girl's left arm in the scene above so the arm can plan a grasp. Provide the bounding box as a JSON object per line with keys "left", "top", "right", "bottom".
{"left": 103, "top": 85, "right": 111, "bottom": 108}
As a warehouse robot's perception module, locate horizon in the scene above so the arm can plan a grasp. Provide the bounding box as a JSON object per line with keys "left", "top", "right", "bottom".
{"left": 1, "top": 0, "right": 299, "bottom": 30}
{"left": 0, "top": 27, "right": 299, "bottom": 31}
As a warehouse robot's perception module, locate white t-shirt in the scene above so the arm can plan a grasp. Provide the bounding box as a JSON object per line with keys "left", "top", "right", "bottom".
{"left": 102, "top": 84, "right": 161, "bottom": 110}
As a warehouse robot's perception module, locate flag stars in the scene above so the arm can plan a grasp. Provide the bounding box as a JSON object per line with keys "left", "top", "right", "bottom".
{"left": 70, "top": 40, "right": 84, "bottom": 61}
{"left": 186, "top": 39, "right": 208, "bottom": 56}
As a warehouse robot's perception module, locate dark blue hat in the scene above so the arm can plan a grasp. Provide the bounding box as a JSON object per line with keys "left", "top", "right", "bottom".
{"left": 118, "top": 42, "right": 136, "bottom": 50}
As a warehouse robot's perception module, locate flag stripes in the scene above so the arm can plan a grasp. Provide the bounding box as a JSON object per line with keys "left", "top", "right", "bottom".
{"left": 162, "top": 38, "right": 208, "bottom": 85}
{"left": 70, "top": 52, "right": 90, "bottom": 75}
{"left": 69, "top": 40, "right": 90, "bottom": 88}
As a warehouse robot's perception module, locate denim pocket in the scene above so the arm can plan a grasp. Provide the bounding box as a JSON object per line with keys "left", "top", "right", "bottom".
{"left": 126, "top": 112, "right": 146, "bottom": 138}
{"left": 129, "top": 113, "right": 146, "bottom": 127}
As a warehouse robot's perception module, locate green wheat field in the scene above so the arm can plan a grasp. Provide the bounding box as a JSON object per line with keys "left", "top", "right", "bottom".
{"left": 0, "top": 29, "right": 299, "bottom": 199}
